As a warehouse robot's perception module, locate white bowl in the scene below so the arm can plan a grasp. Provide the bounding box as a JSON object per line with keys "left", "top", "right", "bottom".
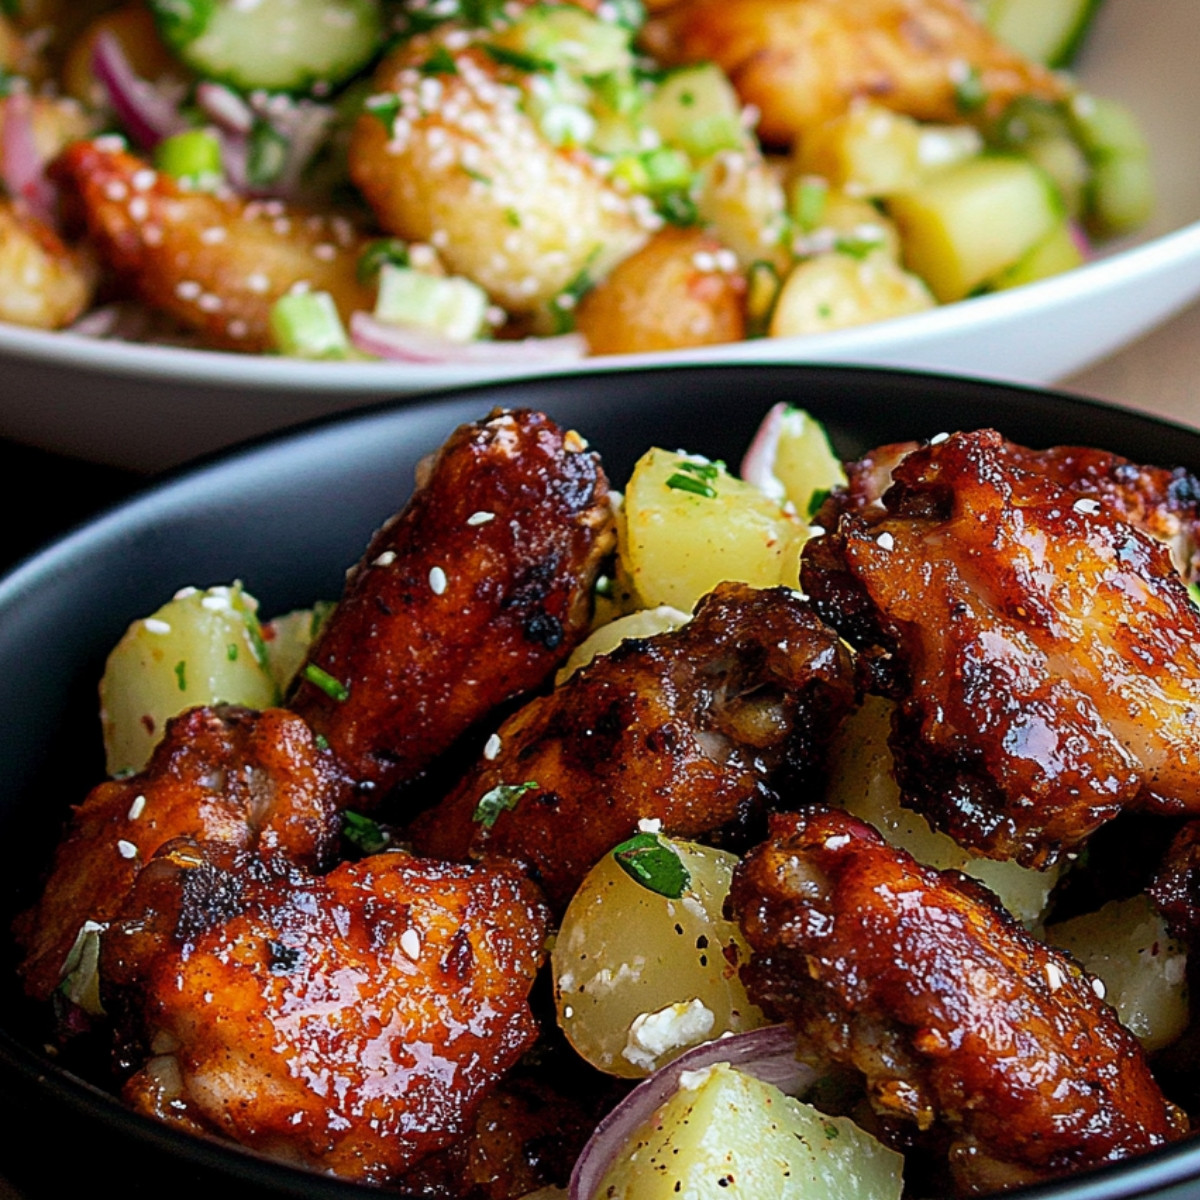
{"left": 3, "top": 0, "right": 1199, "bottom": 472}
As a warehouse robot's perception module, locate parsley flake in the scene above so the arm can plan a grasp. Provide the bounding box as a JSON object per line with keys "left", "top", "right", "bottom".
{"left": 343, "top": 811, "right": 390, "bottom": 854}
{"left": 304, "top": 663, "right": 350, "bottom": 702}
{"left": 473, "top": 781, "right": 538, "bottom": 827}
{"left": 807, "top": 487, "right": 832, "bottom": 518}
{"left": 612, "top": 832, "right": 690, "bottom": 898}
{"left": 666, "top": 472, "right": 717, "bottom": 498}
{"left": 174, "top": 660, "right": 187, "bottom": 692}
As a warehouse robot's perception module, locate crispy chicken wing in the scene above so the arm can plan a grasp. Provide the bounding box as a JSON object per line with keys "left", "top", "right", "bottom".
{"left": 16, "top": 705, "right": 342, "bottom": 1002}
{"left": 802, "top": 429, "right": 1200, "bottom": 867}
{"left": 640, "top": 0, "right": 1067, "bottom": 147}
{"left": 289, "top": 408, "right": 615, "bottom": 805}
{"left": 1150, "top": 820, "right": 1200, "bottom": 942}
{"left": 729, "top": 808, "right": 1185, "bottom": 1195}
{"left": 101, "top": 839, "right": 549, "bottom": 1185}
{"left": 411, "top": 582, "right": 857, "bottom": 910}
{"left": 53, "top": 139, "right": 373, "bottom": 352}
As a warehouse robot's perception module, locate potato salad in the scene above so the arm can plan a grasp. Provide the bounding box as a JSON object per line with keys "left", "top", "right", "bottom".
{"left": 0, "top": 0, "right": 1153, "bottom": 361}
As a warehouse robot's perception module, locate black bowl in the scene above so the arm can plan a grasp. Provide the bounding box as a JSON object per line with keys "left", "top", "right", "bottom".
{"left": 2, "top": 364, "right": 1199, "bottom": 1200}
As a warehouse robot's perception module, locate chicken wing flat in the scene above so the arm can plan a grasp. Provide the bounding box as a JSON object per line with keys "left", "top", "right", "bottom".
{"left": 834, "top": 435, "right": 1200, "bottom": 582}
{"left": 411, "top": 582, "right": 857, "bottom": 910}
{"left": 101, "top": 839, "right": 549, "bottom": 1185}
{"left": 729, "top": 808, "right": 1185, "bottom": 1195}
{"left": 640, "top": 0, "right": 1067, "bottom": 147}
{"left": 802, "top": 428, "right": 1200, "bottom": 867}
{"left": 289, "top": 408, "right": 615, "bottom": 806}
{"left": 16, "top": 705, "right": 342, "bottom": 1002}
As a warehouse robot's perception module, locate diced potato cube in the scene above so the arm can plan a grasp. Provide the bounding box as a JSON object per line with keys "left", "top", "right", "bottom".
{"left": 99, "top": 582, "right": 279, "bottom": 776}
{"left": 595, "top": 1063, "right": 904, "bottom": 1200}
{"left": 556, "top": 605, "right": 691, "bottom": 685}
{"left": 620, "top": 448, "right": 806, "bottom": 611}
{"left": 1047, "top": 895, "right": 1189, "bottom": 1051}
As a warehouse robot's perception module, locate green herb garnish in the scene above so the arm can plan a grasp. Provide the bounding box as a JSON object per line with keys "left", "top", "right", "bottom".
{"left": 665, "top": 463, "right": 721, "bottom": 498}
{"left": 419, "top": 45, "right": 459, "bottom": 75}
{"left": 357, "top": 238, "right": 410, "bottom": 284}
{"left": 246, "top": 119, "right": 289, "bottom": 188}
{"left": 304, "top": 663, "right": 350, "bottom": 702}
{"left": 483, "top": 43, "right": 555, "bottom": 73}
{"left": 364, "top": 93, "right": 402, "bottom": 130}
{"left": 834, "top": 233, "right": 884, "bottom": 260}
{"left": 953, "top": 65, "right": 987, "bottom": 114}
{"left": 807, "top": 487, "right": 832, "bottom": 518}
{"left": 343, "top": 811, "right": 390, "bottom": 854}
{"left": 174, "top": 660, "right": 187, "bottom": 691}
{"left": 473, "top": 781, "right": 538, "bottom": 827}
{"left": 227, "top": 643, "right": 239, "bottom": 662}
{"left": 612, "top": 832, "right": 690, "bottom": 899}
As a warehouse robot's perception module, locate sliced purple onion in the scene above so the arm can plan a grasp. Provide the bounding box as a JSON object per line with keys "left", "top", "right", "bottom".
{"left": 740, "top": 401, "right": 790, "bottom": 499}
{"left": 350, "top": 311, "right": 588, "bottom": 365}
{"left": 0, "top": 91, "right": 56, "bottom": 225}
{"left": 92, "top": 31, "right": 187, "bottom": 150}
{"left": 195, "top": 82, "right": 255, "bottom": 136}
{"left": 568, "top": 1024, "right": 813, "bottom": 1200}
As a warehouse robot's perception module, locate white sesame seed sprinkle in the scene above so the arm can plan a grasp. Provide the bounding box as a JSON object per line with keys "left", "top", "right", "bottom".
{"left": 1044, "top": 961, "right": 1065, "bottom": 991}
{"left": 143, "top": 618, "right": 172, "bottom": 634}
{"left": 876, "top": 532, "right": 895, "bottom": 551}
{"left": 128, "top": 795, "right": 146, "bottom": 820}
{"left": 373, "top": 550, "right": 397, "bottom": 567}
{"left": 467, "top": 510, "right": 495, "bottom": 526}
{"left": 483, "top": 733, "right": 502, "bottom": 760}
{"left": 400, "top": 929, "right": 422, "bottom": 960}
{"left": 930, "top": 431, "right": 950, "bottom": 445}
{"left": 1073, "top": 497, "right": 1101, "bottom": 515}
{"left": 1092, "top": 976, "right": 1106, "bottom": 999}
{"left": 429, "top": 566, "right": 448, "bottom": 595}
{"left": 117, "top": 839, "right": 138, "bottom": 860}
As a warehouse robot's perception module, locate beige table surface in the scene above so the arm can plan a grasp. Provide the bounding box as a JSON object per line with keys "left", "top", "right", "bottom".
{"left": 1063, "top": 298, "right": 1200, "bottom": 427}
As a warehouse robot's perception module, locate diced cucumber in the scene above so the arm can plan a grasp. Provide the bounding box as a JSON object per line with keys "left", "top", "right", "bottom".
{"left": 148, "top": 0, "right": 384, "bottom": 93}
{"left": 980, "top": 0, "right": 1104, "bottom": 67}
{"left": 270, "top": 290, "right": 351, "bottom": 359}
{"left": 489, "top": 5, "right": 634, "bottom": 78}
{"left": 374, "top": 264, "right": 489, "bottom": 341}
{"left": 645, "top": 64, "right": 746, "bottom": 160}
{"left": 886, "top": 153, "right": 1063, "bottom": 302}
{"left": 154, "top": 129, "right": 223, "bottom": 189}
{"left": 990, "top": 216, "right": 1085, "bottom": 290}
{"left": 1021, "top": 133, "right": 1090, "bottom": 219}
{"left": 1068, "top": 93, "right": 1154, "bottom": 237}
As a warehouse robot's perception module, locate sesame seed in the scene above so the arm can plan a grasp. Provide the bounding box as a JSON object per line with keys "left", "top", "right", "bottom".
{"left": 143, "top": 618, "right": 171, "bottom": 634}
{"left": 104, "top": 180, "right": 128, "bottom": 202}
{"left": 373, "top": 550, "right": 397, "bottom": 567}
{"left": 131, "top": 168, "right": 157, "bottom": 192}
{"left": 876, "top": 532, "right": 895, "bottom": 551}
{"left": 483, "top": 733, "right": 502, "bottom": 760}
{"left": 313, "top": 243, "right": 336, "bottom": 262}
{"left": 1073, "top": 497, "right": 1101, "bottom": 515}
{"left": 1092, "top": 977, "right": 1107, "bottom": 999}
{"left": 117, "top": 839, "right": 138, "bottom": 860}
{"left": 200, "top": 226, "right": 228, "bottom": 245}
{"left": 174, "top": 586, "right": 198, "bottom": 599}
{"left": 1044, "top": 961, "right": 1065, "bottom": 991}
{"left": 400, "top": 929, "right": 422, "bottom": 960}
{"left": 245, "top": 272, "right": 271, "bottom": 294}
{"left": 930, "top": 431, "right": 950, "bottom": 444}
{"left": 128, "top": 196, "right": 149, "bottom": 222}
{"left": 175, "top": 280, "right": 202, "bottom": 302}
{"left": 128, "top": 794, "right": 146, "bottom": 820}
{"left": 429, "top": 566, "right": 448, "bottom": 595}
{"left": 467, "top": 511, "right": 495, "bottom": 526}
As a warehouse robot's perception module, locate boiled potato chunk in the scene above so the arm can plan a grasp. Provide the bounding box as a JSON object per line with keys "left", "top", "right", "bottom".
{"left": 824, "top": 697, "right": 1059, "bottom": 926}
{"left": 1047, "top": 895, "right": 1189, "bottom": 1051}
{"left": 556, "top": 605, "right": 691, "bottom": 685}
{"left": 262, "top": 601, "right": 336, "bottom": 694}
{"left": 594, "top": 1063, "right": 904, "bottom": 1200}
{"left": 553, "top": 836, "right": 766, "bottom": 1077}
{"left": 769, "top": 407, "right": 846, "bottom": 516}
{"left": 620, "top": 447, "right": 806, "bottom": 610}
{"left": 100, "top": 583, "right": 279, "bottom": 776}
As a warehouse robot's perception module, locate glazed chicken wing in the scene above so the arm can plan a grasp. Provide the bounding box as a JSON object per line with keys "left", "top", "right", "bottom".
{"left": 289, "top": 408, "right": 615, "bottom": 805}
{"left": 16, "top": 705, "right": 342, "bottom": 1002}
{"left": 411, "top": 582, "right": 857, "bottom": 910}
{"left": 802, "top": 428, "right": 1200, "bottom": 867}
{"left": 729, "top": 808, "right": 1185, "bottom": 1195}
{"left": 101, "top": 839, "right": 549, "bottom": 1185}
{"left": 640, "top": 0, "right": 1067, "bottom": 147}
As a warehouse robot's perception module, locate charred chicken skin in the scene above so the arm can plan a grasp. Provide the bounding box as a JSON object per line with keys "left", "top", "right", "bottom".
{"left": 729, "top": 808, "right": 1185, "bottom": 1196}
{"left": 16, "top": 705, "right": 343, "bottom": 1002}
{"left": 802, "top": 428, "right": 1200, "bottom": 868}
{"left": 410, "top": 582, "right": 857, "bottom": 911}
{"left": 101, "top": 839, "right": 549, "bottom": 1185}
{"left": 289, "top": 408, "right": 615, "bottom": 805}
{"left": 640, "top": 0, "right": 1067, "bottom": 147}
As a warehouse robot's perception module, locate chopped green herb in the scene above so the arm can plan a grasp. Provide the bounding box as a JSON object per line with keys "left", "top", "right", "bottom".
{"left": 1188, "top": 582, "right": 1200, "bottom": 611}
{"left": 344, "top": 811, "right": 390, "bottom": 854}
{"left": 674, "top": 458, "right": 722, "bottom": 481}
{"left": 364, "top": 93, "right": 402, "bottom": 130}
{"left": 791, "top": 178, "right": 828, "bottom": 232}
{"left": 817, "top": 302, "right": 833, "bottom": 319}
{"left": 473, "top": 780, "right": 539, "bottom": 827}
{"left": 666, "top": 472, "right": 717, "bottom": 498}
{"left": 612, "top": 832, "right": 690, "bottom": 899}
{"left": 807, "top": 487, "right": 832, "bottom": 518}
{"left": 315, "top": 733, "right": 330, "bottom": 751}
{"left": 358, "top": 238, "right": 410, "bottom": 284}
{"left": 419, "top": 45, "right": 459, "bottom": 75}
{"left": 304, "top": 663, "right": 350, "bottom": 702}
{"left": 822, "top": 1121, "right": 840, "bottom": 1140}
{"left": 548, "top": 257, "right": 597, "bottom": 334}
{"left": 504, "top": 208, "right": 522, "bottom": 227}
{"left": 462, "top": 166, "right": 492, "bottom": 184}
{"left": 656, "top": 188, "right": 699, "bottom": 227}
{"left": 953, "top": 65, "right": 987, "bottom": 114}
{"left": 227, "top": 643, "right": 239, "bottom": 662}
{"left": 174, "top": 660, "right": 187, "bottom": 692}
{"left": 484, "top": 43, "right": 555, "bottom": 73}
{"left": 231, "top": 584, "right": 272, "bottom": 672}
{"left": 246, "top": 119, "right": 289, "bottom": 188}
{"left": 606, "top": 0, "right": 645, "bottom": 31}
{"left": 834, "top": 233, "right": 884, "bottom": 260}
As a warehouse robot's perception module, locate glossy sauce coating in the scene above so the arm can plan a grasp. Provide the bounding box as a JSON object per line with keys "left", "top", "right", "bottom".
{"left": 802, "top": 428, "right": 1200, "bottom": 866}
{"left": 16, "top": 705, "right": 342, "bottom": 1001}
{"left": 102, "top": 840, "right": 549, "bottom": 1185}
{"left": 289, "top": 408, "right": 614, "bottom": 804}
{"left": 411, "top": 581, "right": 857, "bottom": 911}
{"left": 729, "top": 808, "right": 1185, "bottom": 1195}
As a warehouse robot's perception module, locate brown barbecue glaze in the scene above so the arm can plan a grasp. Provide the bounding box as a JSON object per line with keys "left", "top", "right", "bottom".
{"left": 16, "top": 705, "right": 342, "bottom": 1001}
{"left": 411, "top": 581, "right": 857, "bottom": 911}
{"left": 802, "top": 428, "right": 1200, "bottom": 867}
{"left": 102, "top": 839, "right": 549, "bottom": 1185}
{"left": 289, "top": 408, "right": 614, "bottom": 805}
{"left": 729, "top": 807, "right": 1185, "bottom": 1195}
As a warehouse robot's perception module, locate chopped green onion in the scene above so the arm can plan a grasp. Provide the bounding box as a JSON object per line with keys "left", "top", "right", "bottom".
{"left": 154, "top": 128, "right": 223, "bottom": 190}
{"left": 227, "top": 643, "right": 239, "bottom": 662}
{"left": 666, "top": 472, "right": 717, "bottom": 498}
{"left": 473, "top": 780, "right": 539, "bottom": 827}
{"left": 790, "top": 178, "right": 828, "bottom": 232}
{"left": 246, "top": 119, "right": 289, "bottom": 188}
{"left": 612, "top": 832, "right": 690, "bottom": 898}
{"left": 303, "top": 662, "right": 350, "bottom": 702}
{"left": 344, "top": 811, "right": 390, "bottom": 853}
{"left": 484, "top": 43, "right": 555, "bottom": 73}
{"left": 315, "top": 733, "right": 330, "bottom": 751}
{"left": 674, "top": 458, "right": 721, "bottom": 480}
{"left": 807, "top": 487, "right": 832, "bottom": 518}
{"left": 419, "top": 45, "right": 459, "bottom": 75}
{"left": 174, "top": 660, "right": 187, "bottom": 691}
{"left": 357, "top": 238, "right": 410, "bottom": 285}
{"left": 269, "top": 291, "right": 351, "bottom": 361}
{"left": 364, "top": 93, "right": 402, "bottom": 130}
{"left": 656, "top": 188, "right": 699, "bottom": 227}
{"left": 834, "top": 233, "right": 884, "bottom": 260}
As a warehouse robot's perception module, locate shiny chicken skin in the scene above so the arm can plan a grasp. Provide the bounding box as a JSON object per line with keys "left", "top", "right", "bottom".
{"left": 16, "top": 705, "right": 342, "bottom": 1002}
{"left": 53, "top": 139, "right": 373, "bottom": 351}
{"left": 101, "top": 839, "right": 549, "bottom": 1185}
{"left": 289, "top": 408, "right": 615, "bottom": 804}
{"left": 729, "top": 808, "right": 1185, "bottom": 1195}
{"left": 639, "top": 0, "right": 1068, "bottom": 147}
{"left": 411, "top": 582, "right": 857, "bottom": 911}
{"left": 802, "top": 428, "right": 1200, "bottom": 867}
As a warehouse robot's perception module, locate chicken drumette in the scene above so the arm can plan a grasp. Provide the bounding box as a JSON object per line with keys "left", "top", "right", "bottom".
{"left": 729, "top": 807, "right": 1185, "bottom": 1196}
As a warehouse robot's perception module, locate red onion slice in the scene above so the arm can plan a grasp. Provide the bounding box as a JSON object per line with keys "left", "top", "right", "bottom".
{"left": 0, "top": 91, "right": 56, "bottom": 225}
{"left": 92, "top": 31, "right": 187, "bottom": 150}
{"left": 739, "top": 401, "right": 790, "bottom": 499}
{"left": 568, "top": 1024, "right": 814, "bottom": 1200}
{"left": 350, "top": 312, "right": 588, "bottom": 364}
